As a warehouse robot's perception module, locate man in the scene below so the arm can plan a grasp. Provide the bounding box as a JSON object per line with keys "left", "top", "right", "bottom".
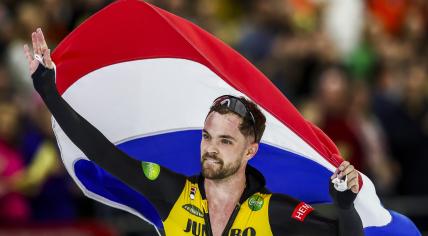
{"left": 24, "top": 28, "right": 363, "bottom": 236}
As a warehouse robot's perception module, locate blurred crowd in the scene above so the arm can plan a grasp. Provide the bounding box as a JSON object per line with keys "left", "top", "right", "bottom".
{"left": 0, "top": 0, "right": 115, "bottom": 227}
{"left": 0, "top": 0, "right": 427, "bottom": 234}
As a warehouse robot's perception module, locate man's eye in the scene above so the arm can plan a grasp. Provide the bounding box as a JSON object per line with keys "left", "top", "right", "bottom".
{"left": 202, "top": 134, "right": 209, "bottom": 139}
{"left": 221, "top": 139, "right": 232, "bottom": 145}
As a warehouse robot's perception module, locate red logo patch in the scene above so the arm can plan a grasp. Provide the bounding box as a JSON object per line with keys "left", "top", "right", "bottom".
{"left": 291, "top": 202, "right": 314, "bottom": 222}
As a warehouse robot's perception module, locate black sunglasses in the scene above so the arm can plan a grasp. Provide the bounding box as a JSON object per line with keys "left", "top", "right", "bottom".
{"left": 211, "top": 95, "right": 257, "bottom": 142}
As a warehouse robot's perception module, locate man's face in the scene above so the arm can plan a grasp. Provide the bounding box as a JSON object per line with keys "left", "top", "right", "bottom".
{"left": 201, "top": 111, "right": 256, "bottom": 180}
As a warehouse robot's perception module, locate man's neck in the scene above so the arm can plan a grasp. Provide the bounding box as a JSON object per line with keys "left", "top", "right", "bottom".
{"left": 204, "top": 166, "right": 247, "bottom": 206}
{"left": 203, "top": 165, "right": 248, "bottom": 236}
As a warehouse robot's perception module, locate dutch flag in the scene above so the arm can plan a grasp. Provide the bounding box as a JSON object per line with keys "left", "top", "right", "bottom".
{"left": 50, "top": 0, "right": 420, "bottom": 235}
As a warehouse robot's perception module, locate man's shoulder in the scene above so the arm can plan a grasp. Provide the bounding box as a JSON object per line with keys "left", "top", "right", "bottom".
{"left": 268, "top": 193, "right": 312, "bottom": 214}
{"left": 270, "top": 192, "right": 300, "bottom": 203}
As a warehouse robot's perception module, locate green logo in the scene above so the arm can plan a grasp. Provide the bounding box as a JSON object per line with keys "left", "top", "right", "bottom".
{"left": 182, "top": 204, "right": 204, "bottom": 218}
{"left": 248, "top": 194, "right": 264, "bottom": 211}
{"left": 141, "top": 162, "right": 160, "bottom": 181}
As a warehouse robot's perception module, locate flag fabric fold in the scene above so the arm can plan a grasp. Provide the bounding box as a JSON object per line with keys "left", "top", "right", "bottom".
{"left": 50, "top": 0, "right": 420, "bottom": 235}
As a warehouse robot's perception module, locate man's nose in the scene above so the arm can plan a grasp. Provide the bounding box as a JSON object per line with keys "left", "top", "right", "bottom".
{"left": 204, "top": 140, "right": 219, "bottom": 154}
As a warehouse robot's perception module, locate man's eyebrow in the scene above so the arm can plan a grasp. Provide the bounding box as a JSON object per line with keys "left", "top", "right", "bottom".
{"left": 219, "top": 135, "right": 236, "bottom": 141}
{"left": 202, "top": 130, "right": 236, "bottom": 141}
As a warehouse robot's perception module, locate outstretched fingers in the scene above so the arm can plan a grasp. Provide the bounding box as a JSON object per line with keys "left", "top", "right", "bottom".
{"left": 43, "top": 49, "right": 53, "bottom": 69}
{"left": 36, "top": 28, "right": 47, "bottom": 53}
{"left": 23, "top": 44, "right": 32, "bottom": 64}
{"left": 31, "top": 32, "right": 40, "bottom": 56}
{"left": 36, "top": 28, "right": 53, "bottom": 69}
{"left": 23, "top": 44, "right": 39, "bottom": 74}
{"left": 25, "top": 28, "right": 54, "bottom": 75}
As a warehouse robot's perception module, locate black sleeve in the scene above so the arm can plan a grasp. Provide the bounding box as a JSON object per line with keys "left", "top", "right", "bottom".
{"left": 32, "top": 64, "right": 186, "bottom": 220}
{"left": 268, "top": 184, "right": 364, "bottom": 235}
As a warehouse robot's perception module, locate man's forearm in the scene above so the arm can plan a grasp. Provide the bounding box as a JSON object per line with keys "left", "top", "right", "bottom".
{"left": 329, "top": 182, "right": 364, "bottom": 236}
{"left": 32, "top": 64, "right": 130, "bottom": 171}
{"left": 337, "top": 206, "right": 364, "bottom": 236}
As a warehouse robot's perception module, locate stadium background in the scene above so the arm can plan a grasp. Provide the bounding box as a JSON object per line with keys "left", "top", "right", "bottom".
{"left": 0, "top": 0, "right": 427, "bottom": 235}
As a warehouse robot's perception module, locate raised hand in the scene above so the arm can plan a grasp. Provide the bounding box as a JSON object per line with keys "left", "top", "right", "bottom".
{"left": 331, "top": 161, "right": 360, "bottom": 194}
{"left": 23, "top": 28, "right": 54, "bottom": 75}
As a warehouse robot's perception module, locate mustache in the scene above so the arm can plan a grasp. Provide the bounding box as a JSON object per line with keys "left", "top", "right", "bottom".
{"left": 202, "top": 153, "right": 223, "bottom": 163}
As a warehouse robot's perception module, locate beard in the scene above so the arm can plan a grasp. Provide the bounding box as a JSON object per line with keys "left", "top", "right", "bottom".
{"left": 201, "top": 152, "right": 241, "bottom": 180}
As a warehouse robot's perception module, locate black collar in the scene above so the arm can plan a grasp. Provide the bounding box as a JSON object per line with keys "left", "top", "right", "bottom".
{"left": 196, "top": 165, "right": 269, "bottom": 204}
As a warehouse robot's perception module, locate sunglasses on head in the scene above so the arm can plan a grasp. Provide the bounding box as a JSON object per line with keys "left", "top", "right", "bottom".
{"left": 211, "top": 95, "right": 257, "bottom": 142}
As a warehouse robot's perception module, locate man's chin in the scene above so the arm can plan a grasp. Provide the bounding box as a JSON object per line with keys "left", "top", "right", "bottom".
{"left": 202, "top": 171, "right": 223, "bottom": 180}
{"left": 201, "top": 161, "right": 240, "bottom": 180}
{"left": 202, "top": 166, "right": 223, "bottom": 180}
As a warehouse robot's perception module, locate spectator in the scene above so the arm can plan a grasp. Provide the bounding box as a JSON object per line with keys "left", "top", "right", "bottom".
{"left": 0, "top": 100, "right": 30, "bottom": 223}
{"left": 375, "top": 64, "right": 428, "bottom": 195}
{"left": 16, "top": 99, "right": 78, "bottom": 221}
{"left": 349, "top": 80, "right": 398, "bottom": 195}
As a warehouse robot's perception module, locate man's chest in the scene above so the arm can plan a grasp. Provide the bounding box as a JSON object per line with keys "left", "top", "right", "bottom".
{"left": 162, "top": 181, "right": 273, "bottom": 236}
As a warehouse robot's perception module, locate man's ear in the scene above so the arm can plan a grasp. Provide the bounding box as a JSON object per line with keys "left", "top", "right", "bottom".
{"left": 245, "top": 142, "right": 259, "bottom": 161}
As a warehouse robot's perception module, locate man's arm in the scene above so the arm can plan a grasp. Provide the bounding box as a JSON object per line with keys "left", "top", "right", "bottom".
{"left": 268, "top": 187, "right": 363, "bottom": 235}
{"left": 25, "top": 28, "right": 186, "bottom": 220}
{"left": 268, "top": 161, "right": 364, "bottom": 235}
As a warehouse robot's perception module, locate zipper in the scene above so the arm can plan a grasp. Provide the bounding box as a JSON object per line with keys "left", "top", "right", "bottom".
{"left": 204, "top": 211, "right": 213, "bottom": 236}
{"left": 221, "top": 204, "right": 241, "bottom": 236}
{"left": 203, "top": 203, "right": 241, "bottom": 236}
